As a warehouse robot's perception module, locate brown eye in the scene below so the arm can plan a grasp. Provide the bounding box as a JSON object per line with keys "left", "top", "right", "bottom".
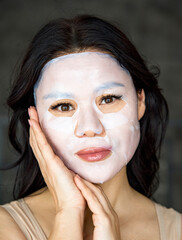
{"left": 100, "top": 95, "right": 122, "bottom": 105}
{"left": 96, "top": 94, "right": 125, "bottom": 114}
{"left": 49, "top": 99, "right": 77, "bottom": 117}
{"left": 50, "top": 102, "right": 74, "bottom": 112}
{"left": 59, "top": 104, "right": 72, "bottom": 111}
{"left": 103, "top": 96, "right": 114, "bottom": 104}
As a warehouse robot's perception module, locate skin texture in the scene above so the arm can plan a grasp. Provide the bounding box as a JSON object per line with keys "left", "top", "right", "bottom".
{"left": 35, "top": 52, "right": 140, "bottom": 184}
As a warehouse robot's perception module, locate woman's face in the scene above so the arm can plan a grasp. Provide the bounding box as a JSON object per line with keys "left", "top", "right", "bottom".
{"left": 35, "top": 52, "right": 140, "bottom": 183}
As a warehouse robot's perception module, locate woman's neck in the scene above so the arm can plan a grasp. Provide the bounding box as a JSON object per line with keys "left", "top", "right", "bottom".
{"left": 98, "top": 166, "right": 138, "bottom": 216}
{"left": 34, "top": 166, "right": 140, "bottom": 219}
{"left": 25, "top": 166, "right": 151, "bottom": 238}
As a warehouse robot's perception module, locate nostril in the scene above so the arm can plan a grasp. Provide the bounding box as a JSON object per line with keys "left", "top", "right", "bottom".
{"left": 84, "top": 130, "right": 96, "bottom": 137}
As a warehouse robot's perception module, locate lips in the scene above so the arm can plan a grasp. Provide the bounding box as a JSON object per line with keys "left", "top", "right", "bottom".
{"left": 76, "top": 147, "right": 112, "bottom": 162}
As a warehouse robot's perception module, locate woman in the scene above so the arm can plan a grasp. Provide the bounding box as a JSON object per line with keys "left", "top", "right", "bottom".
{"left": 0, "top": 15, "right": 181, "bottom": 240}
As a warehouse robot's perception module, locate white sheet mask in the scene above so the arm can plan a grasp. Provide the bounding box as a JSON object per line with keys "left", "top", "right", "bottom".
{"left": 35, "top": 52, "right": 140, "bottom": 183}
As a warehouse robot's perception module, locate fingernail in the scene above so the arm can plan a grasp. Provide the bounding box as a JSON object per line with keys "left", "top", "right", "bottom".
{"left": 28, "top": 119, "right": 32, "bottom": 126}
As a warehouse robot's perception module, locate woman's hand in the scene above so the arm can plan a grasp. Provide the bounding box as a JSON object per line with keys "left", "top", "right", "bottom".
{"left": 28, "top": 106, "right": 85, "bottom": 212}
{"left": 74, "top": 175, "right": 121, "bottom": 240}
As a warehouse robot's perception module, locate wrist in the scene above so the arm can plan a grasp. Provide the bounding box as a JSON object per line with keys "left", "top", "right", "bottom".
{"left": 56, "top": 207, "right": 84, "bottom": 223}
{"left": 53, "top": 208, "right": 84, "bottom": 240}
{"left": 57, "top": 203, "right": 85, "bottom": 213}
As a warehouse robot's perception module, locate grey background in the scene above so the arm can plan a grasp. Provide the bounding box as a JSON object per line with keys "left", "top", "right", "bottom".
{"left": 0, "top": 0, "right": 182, "bottom": 211}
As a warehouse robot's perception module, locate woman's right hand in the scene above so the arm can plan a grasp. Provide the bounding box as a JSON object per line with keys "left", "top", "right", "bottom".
{"left": 28, "top": 106, "right": 85, "bottom": 213}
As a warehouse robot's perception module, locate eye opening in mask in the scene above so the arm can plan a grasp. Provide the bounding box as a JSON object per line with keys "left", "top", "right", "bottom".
{"left": 96, "top": 93, "right": 126, "bottom": 113}
{"left": 50, "top": 102, "right": 74, "bottom": 111}
{"left": 48, "top": 99, "right": 77, "bottom": 117}
{"left": 99, "top": 94, "right": 123, "bottom": 105}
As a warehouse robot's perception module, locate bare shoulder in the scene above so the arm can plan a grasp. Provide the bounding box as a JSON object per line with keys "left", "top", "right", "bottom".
{"left": 0, "top": 206, "right": 26, "bottom": 240}
{"left": 119, "top": 192, "right": 161, "bottom": 240}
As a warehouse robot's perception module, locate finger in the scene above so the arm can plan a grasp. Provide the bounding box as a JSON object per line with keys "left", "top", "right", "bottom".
{"left": 28, "top": 106, "right": 39, "bottom": 122}
{"left": 29, "top": 124, "right": 53, "bottom": 186}
{"left": 28, "top": 106, "right": 64, "bottom": 168}
{"left": 30, "top": 124, "right": 59, "bottom": 186}
{"left": 29, "top": 125, "right": 45, "bottom": 167}
{"left": 28, "top": 111, "right": 56, "bottom": 168}
{"left": 74, "top": 175, "right": 106, "bottom": 216}
{"left": 29, "top": 118, "right": 75, "bottom": 187}
{"left": 29, "top": 122, "right": 73, "bottom": 195}
{"left": 29, "top": 120, "right": 63, "bottom": 183}
{"left": 28, "top": 107, "right": 65, "bottom": 169}
{"left": 76, "top": 176, "right": 113, "bottom": 213}
{"left": 28, "top": 107, "right": 44, "bottom": 163}
{"left": 29, "top": 118, "right": 61, "bottom": 166}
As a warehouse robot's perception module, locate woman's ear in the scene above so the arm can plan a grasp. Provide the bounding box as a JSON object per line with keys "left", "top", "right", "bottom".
{"left": 137, "top": 89, "right": 146, "bottom": 120}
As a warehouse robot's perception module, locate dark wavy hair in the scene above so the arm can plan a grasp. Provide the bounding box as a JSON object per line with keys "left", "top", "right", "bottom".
{"left": 5, "top": 15, "right": 168, "bottom": 200}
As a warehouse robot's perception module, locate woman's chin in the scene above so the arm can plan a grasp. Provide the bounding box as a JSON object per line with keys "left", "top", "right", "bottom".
{"left": 77, "top": 172, "right": 116, "bottom": 184}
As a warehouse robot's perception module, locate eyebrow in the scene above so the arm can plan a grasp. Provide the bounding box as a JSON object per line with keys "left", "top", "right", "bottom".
{"left": 43, "top": 82, "right": 125, "bottom": 100}
{"left": 95, "top": 82, "right": 125, "bottom": 93}
{"left": 43, "top": 91, "right": 74, "bottom": 100}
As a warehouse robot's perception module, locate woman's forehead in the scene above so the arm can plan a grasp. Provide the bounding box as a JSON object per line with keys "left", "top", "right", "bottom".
{"left": 42, "top": 51, "right": 120, "bottom": 71}
{"left": 40, "top": 52, "right": 130, "bottom": 85}
{"left": 34, "top": 52, "right": 133, "bottom": 103}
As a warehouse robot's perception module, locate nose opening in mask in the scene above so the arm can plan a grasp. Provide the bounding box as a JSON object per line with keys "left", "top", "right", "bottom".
{"left": 74, "top": 109, "right": 105, "bottom": 137}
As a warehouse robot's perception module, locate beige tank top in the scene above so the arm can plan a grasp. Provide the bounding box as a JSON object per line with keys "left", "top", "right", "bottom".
{"left": 1, "top": 199, "right": 181, "bottom": 240}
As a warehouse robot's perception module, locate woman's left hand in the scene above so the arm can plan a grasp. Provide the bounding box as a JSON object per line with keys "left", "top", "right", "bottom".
{"left": 74, "top": 175, "right": 121, "bottom": 240}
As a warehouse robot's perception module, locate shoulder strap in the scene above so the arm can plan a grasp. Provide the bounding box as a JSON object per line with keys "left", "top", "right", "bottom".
{"left": 2, "top": 199, "right": 47, "bottom": 240}
{"left": 155, "top": 203, "right": 181, "bottom": 240}
{"left": 155, "top": 203, "right": 167, "bottom": 240}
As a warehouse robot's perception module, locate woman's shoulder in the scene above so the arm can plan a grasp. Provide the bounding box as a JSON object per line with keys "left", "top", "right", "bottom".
{"left": 0, "top": 189, "right": 50, "bottom": 239}
{"left": 129, "top": 193, "right": 182, "bottom": 240}
{"left": 155, "top": 201, "right": 181, "bottom": 213}
{"left": 0, "top": 194, "right": 48, "bottom": 240}
{"left": 154, "top": 202, "right": 181, "bottom": 221}
{"left": 0, "top": 204, "right": 26, "bottom": 239}
{"left": 154, "top": 202, "right": 182, "bottom": 240}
